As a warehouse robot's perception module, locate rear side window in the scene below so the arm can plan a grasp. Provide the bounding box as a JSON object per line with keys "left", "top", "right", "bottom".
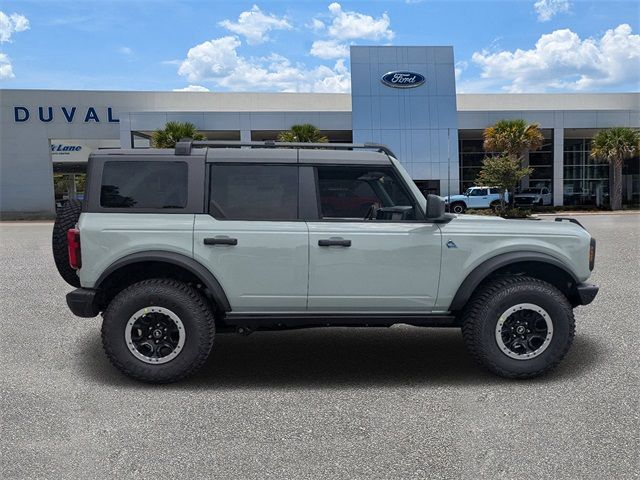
{"left": 209, "top": 164, "right": 298, "bottom": 220}
{"left": 100, "top": 161, "right": 188, "bottom": 209}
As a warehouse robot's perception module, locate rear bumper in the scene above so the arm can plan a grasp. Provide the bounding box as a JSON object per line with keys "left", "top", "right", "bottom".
{"left": 575, "top": 283, "right": 599, "bottom": 306}
{"left": 66, "top": 288, "right": 100, "bottom": 317}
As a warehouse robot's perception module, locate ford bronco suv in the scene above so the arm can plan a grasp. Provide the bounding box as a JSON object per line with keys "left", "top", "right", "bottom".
{"left": 445, "top": 186, "right": 507, "bottom": 214}
{"left": 53, "top": 141, "right": 598, "bottom": 383}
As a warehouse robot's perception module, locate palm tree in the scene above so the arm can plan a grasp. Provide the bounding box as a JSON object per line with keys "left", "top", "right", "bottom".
{"left": 151, "top": 121, "right": 205, "bottom": 148}
{"left": 590, "top": 127, "right": 640, "bottom": 210}
{"left": 483, "top": 119, "right": 544, "bottom": 160}
{"left": 483, "top": 119, "right": 544, "bottom": 206}
{"left": 278, "top": 124, "right": 328, "bottom": 143}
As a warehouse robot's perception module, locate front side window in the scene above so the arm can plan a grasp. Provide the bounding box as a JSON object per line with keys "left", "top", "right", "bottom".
{"left": 100, "top": 161, "right": 188, "bottom": 209}
{"left": 209, "top": 164, "right": 298, "bottom": 220}
{"left": 468, "top": 188, "right": 488, "bottom": 196}
{"left": 316, "top": 166, "right": 416, "bottom": 220}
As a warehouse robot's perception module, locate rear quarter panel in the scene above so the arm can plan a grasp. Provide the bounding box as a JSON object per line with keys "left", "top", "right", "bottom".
{"left": 77, "top": 213, "right": 195, "bottom": 288}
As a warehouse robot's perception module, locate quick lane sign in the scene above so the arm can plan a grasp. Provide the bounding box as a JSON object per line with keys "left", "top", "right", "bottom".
{"left": 14, "top": 106, "right": 119, "bottom": 123}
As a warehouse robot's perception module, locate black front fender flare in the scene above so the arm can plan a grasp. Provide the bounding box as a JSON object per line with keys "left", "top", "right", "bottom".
{"left": 448, "top": 251, "right": 579, "bottom": 312}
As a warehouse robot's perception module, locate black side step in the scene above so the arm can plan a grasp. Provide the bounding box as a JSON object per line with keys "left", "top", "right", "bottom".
{"left": 223, "top": 312, "right": 458, "bottom": 331}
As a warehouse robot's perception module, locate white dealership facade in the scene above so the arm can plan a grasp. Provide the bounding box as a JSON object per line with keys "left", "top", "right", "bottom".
{"left": 1, "top": 46, "right": 638, "bottom": 217}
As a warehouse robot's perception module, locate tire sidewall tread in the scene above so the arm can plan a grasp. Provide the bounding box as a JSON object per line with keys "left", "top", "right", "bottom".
{"left": 461, "top": 276, "right": 575, "bottom": 379}
{"left": 101, "top": 278, "right": 215, "bottom": 383}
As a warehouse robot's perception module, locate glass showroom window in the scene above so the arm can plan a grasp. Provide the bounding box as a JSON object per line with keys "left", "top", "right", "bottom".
{"left": 528, "top": 134, "right": 554, "bottom": 191}
{"left": 563, "top": 138, "right": 610, "bottom": 206}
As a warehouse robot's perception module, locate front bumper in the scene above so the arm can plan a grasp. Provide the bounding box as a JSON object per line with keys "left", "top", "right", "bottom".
{"left": 66, "top": 288, "right": 100, "bottom": 317}
{"left": 575, "top": 283, "right": 599, "bottom": 306}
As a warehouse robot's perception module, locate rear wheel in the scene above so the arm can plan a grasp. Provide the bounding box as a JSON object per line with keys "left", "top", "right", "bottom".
{"left": 450, "top": 202, "right": 466, "bottom": 214}
{"left": 102, "top": 279, "right": 215, "bottom": 383}
{"left": 52, "top": 199, "right": 82, "bottom": 287}
{"left": 461, "top": 276, "right": 575, "bottom": 378}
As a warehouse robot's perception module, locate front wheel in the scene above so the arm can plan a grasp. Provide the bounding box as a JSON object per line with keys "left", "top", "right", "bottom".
{"left": 102, "top": 279, "right": 215, "bottom": 383}
{"left": 461, "top": 276, "right": 575, "bottom": 378}
{"left": 450, "top": 202, "right": 466, "bottom": 214}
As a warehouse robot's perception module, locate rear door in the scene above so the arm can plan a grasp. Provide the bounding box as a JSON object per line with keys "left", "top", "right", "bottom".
{"left": 303, "top": 162, "right": 442, "bottom": 312}
{"left": 193, "top": 151, "right": 309, "bottom": 312}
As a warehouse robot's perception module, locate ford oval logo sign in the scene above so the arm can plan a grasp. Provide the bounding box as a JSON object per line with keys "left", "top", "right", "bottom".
{"left": 381, "top": 71, "right": 425, "bottom": 88}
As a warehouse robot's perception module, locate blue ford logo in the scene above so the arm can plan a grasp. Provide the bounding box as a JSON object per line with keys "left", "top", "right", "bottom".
{"left": 381, "top": 71, "right": 425, "bottom": 88}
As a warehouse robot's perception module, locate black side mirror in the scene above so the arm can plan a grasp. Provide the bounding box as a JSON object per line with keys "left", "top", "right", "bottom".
{"left": 426, "top": 194, "right": 446, "bottom": 220}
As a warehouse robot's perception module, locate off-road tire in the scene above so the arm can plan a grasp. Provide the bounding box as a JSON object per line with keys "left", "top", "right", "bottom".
{"left": 450, "top": 202, "right": 466, "bottom": 214}
{"left": 52, "top": 199, "right": 82, "bottom": 287}
{"left": 102, "top": 279, "right": 215, "bottom": 383}
{"left": 461, "top": 276, "right": 575, "bottom": 378}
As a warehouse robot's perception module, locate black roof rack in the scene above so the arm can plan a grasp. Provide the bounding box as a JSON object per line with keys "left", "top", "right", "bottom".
{"left": 174, "top": 139, "right": 396, "bottom": 158}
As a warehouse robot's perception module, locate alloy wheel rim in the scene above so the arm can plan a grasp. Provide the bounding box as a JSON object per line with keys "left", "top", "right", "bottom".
{"left": 495, "top": 303, "right": 553, "bottom": 360}
{"left": 125, "top": 306, "right": 185, "bottom": 364}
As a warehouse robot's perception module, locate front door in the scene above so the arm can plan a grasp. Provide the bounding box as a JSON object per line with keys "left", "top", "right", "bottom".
{"left": 306, "top": 165, "right": 442, "bottom": 312}
{"left": 193, "top": 162, "right": 308, "bottom": 312}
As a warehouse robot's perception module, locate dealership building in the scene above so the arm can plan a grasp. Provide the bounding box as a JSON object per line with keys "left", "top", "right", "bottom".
{"left": 1, "top": 45, "right": 639, "bottom": 217}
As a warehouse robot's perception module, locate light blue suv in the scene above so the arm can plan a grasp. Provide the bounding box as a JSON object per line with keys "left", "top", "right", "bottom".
{"left": 53, "top": 141, "right": 598, "bottom": 383}
{"left": 445, "top": 186, "right": 507, "bottom": 213}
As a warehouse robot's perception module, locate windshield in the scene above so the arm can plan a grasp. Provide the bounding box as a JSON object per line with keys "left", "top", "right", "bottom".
{"left": 519, "top": 188, "right": 539, "bottom": 194}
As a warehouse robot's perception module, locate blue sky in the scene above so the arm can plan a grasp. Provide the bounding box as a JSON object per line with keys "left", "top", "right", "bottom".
{"left": 1, "top": 0, "right": 638, "bottom": 93}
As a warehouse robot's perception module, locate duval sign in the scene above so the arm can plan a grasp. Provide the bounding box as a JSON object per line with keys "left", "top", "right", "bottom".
{"left": 381, "top": 71, "right": 425, "bottom": 88}
{"left": 13, "top": 106, "right": 119, "bottom": 123}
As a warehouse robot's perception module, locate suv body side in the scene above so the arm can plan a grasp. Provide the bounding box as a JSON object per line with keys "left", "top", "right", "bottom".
{"left": 77, "top": 147, "right": 593, "bottom": 318}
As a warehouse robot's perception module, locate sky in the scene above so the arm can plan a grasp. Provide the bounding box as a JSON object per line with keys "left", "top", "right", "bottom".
{"left": 0, "top": 0, "right": 638, "bottom": 93}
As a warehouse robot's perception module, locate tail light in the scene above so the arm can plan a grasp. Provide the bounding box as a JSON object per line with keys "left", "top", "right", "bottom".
{"left": 67, "top": 228, "right": 81, "bottom": 269}
{"left": 589, "top": 237, "right": 596, "bottom": 271}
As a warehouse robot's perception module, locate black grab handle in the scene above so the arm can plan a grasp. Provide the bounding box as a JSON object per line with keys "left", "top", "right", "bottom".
{"left": 204, "top": 237, "right": 238, "bottom": 246}
{"left": 318, "top": 239, "right": 351, "bottom": 247}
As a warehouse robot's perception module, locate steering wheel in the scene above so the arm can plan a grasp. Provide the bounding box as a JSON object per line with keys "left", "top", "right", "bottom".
{"left": 364, "top": 202, "right": 380, "bottom": 220}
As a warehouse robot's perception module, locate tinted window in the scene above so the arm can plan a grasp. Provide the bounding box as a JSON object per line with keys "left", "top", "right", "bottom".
{"left": 210, "top": 165, "right": 298, "bottom": 220}
{"left": 317, "top": 166, "right": 415, "bottom": 220}
{"left": 100, "top": 161, "right": 188, "bottom": 209}
{"left": 468, "top": 188, "right": 487, "bottom": 196}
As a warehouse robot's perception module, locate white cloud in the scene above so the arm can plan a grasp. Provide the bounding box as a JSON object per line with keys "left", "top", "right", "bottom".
{"left": 308, "top": 18, "right": 325, "bottom": 32}
{"left": 0, "top": 52, "right": 14, "bottom": 79}
{"left": 173, "top": 85, "right": 210, "bottom": 92}
{"left": 308, "top": 3, "right": 394, "bottom": 60}
{"left": 0, "top": 11, "right": 29, "bottom": 43}
{"left": 471, "top": 24, "right": 640, "bottom": 92}
{"left": 325, "top": 2, "right": 393, "bottom": 41}
{"left": 454, "top": 60, "right": 468, "bottom": 81}
{"left": 118, "top": 46, "right": 134, "bottom": 56}
{"left": 177, "top": 36, "right": 350, "bottom": 93}
{"left": 534, "top": 0, "right": 571, "bottom": 22}
{"left": 310, "top": 39, "right": 350, "bottom": 60}
{"left": 219, "top": 5, "right": 291, "bottom": 45}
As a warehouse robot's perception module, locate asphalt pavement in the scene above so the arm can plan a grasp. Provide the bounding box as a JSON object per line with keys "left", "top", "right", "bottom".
{"left": 1, "top": 214, "right": 638, "bottom": 479}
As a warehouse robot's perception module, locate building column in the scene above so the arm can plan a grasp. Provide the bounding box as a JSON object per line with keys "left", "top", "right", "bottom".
{"left": 240, "top": 130, "right": 251, "bottom": 142}
{"left": 553, "top": 127, "right": 564, "bottom": 206}
{"left": 521, "top": 152, "right": 530, "bottom": 189}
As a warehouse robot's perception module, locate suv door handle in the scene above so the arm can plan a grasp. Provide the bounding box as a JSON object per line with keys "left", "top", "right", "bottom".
{"left": 204, "top": 237, "right": 238, "bottom": 246}
{"left": 318, "top": 238, "right": 351, "bottom": 247}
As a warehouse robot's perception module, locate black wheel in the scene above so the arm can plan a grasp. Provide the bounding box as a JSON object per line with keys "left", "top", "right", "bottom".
{"left": 102, "top": 279, "right": 215, "bottom": 383}
{"left": 450, "top": 202, "right": 466, "bottom": 214}
{"left": 461, "top": 276, "right": 575, "bottom": 378}
{"left": 52, "top": 199, "right": 82, "bottom": 287}
{"left": 490, "top": 200, "right": 501, "bottom": 211}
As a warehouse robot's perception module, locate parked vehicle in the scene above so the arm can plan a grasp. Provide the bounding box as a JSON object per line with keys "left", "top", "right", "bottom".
{"left": 515, "top": 187, "right": 552, "bottom": 206}
{"left": 445, "top": 186, "right": 507, "bottom": 213}
{"left": 53, "top": 141, "right": 598, "bottom": 383}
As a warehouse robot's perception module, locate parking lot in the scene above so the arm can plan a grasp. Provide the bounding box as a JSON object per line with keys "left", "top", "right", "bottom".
{"left": 1, "top": 214, "right": 638, "bottom": 479}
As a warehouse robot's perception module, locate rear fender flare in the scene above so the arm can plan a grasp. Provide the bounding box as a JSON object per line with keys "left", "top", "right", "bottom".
{"left": 95, "top": 250, "right": 231, "bottom": 312}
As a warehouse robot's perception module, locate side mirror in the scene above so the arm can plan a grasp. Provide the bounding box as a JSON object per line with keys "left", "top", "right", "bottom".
{"left": 426, "top": 194, "right": 446, "bottom": 220}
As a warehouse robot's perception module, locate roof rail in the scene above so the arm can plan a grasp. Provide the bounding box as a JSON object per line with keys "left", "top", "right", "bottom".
{"left": 174, "top": 139, "right": 396, "bottom": 158}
